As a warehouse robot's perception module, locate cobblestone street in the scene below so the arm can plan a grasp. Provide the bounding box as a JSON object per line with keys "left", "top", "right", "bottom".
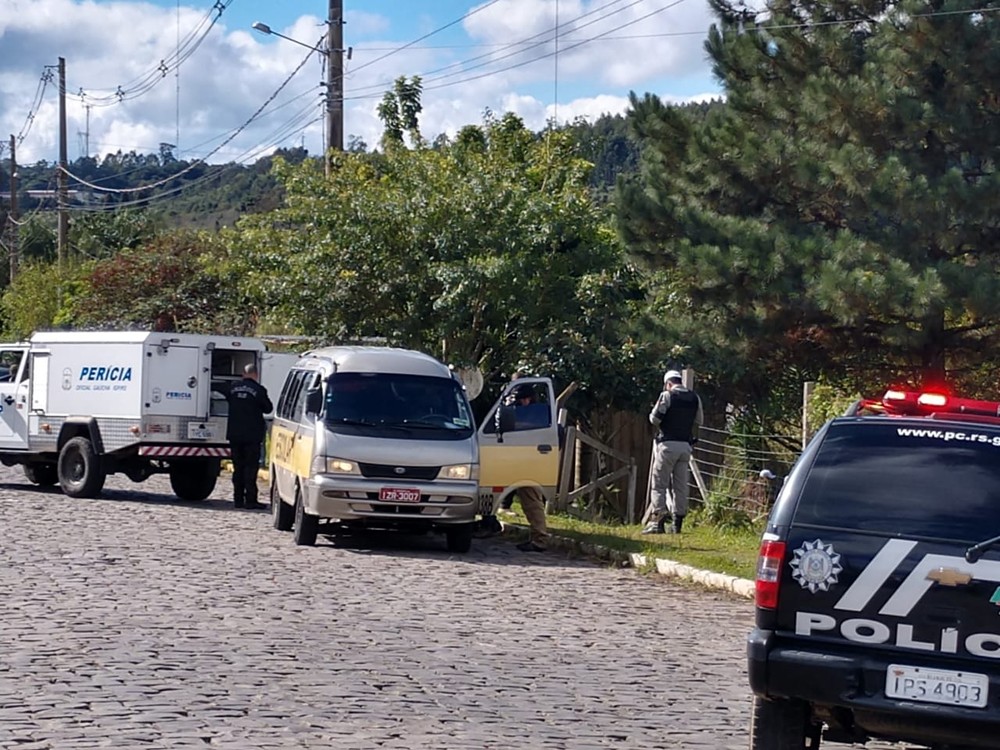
{"left": 0, "top": 468, "right": 906, "bottom": 749}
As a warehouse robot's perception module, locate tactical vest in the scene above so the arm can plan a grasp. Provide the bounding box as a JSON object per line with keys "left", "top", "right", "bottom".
{"left": 658, "top": 389, "right": 699, "bottom": 442}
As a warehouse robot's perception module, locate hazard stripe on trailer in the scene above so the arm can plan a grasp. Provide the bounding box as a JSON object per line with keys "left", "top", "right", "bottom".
{"left": 139, "top": 446, "right": 230, "bottom": 457}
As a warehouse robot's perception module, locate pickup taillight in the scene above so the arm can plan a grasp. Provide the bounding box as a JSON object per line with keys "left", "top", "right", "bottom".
{"left": 755, "top": 540, "right": 787, "bottom": 609}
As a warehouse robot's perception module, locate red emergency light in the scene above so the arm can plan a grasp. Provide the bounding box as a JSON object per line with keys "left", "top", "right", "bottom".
{"left": 863, "top": 388, "right": 1000, "bottom": 419}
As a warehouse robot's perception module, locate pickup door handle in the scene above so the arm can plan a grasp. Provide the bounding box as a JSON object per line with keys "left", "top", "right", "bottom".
{"left": 537, "top": 444, "right": 552, "bottom": 454}
{"left": 3, "top": 396, "right": 13, "bottom": 406}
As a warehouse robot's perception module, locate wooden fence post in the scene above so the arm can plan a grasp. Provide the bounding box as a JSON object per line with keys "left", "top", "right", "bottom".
{"left": 802, "top": 381, "right": 814, "bottom": 450}
{"left": 626, "top": 458, "right": 637, "bottom": 525}
{"left": 555, "top": 425, "right": 577, "bottom": 512}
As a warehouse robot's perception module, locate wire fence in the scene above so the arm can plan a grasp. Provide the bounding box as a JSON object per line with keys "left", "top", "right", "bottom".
{"left": 564, "top": 411, "right": 800, "bottom": 528}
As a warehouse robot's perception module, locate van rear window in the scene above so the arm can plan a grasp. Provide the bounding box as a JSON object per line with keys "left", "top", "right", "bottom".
{"left": 794, "top": 421, "right": 1000, "bottom": 540}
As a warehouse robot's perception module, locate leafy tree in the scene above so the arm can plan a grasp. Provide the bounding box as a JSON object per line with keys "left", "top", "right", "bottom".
{"left": 618, "top": 0, "right": 1000, "bottom": 420}
{"left": 376, "top": 76, "right": 424, "bottom": 150}
{"left": 71, "top": 209, "right": 160, "bottom": 260}
{"left": 72, "top": 231, "right": 242, "bottom": 333}
{"left": 0, "top": 261, "right": 87, "bottom": 338}
{"left": 227, "top": 113, "right": 654, "bottom": 409}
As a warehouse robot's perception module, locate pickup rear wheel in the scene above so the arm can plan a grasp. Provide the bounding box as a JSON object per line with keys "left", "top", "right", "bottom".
{"left": 24, "top": 462, "right": 57, "bottom": 487}
{"left": 169, "top": 459, "right": 219, "bottom": 501}
{"left": 292, "top": 485, "right": 318, "bottom": 546}
{"left": 271, "top": 479, "right": 294, "bottom": 531}
{"left": 749, "top": 696, "right": 817, "bottom": 750}
{"left": 58, "top": 437, "right": 106, "bottom": 498}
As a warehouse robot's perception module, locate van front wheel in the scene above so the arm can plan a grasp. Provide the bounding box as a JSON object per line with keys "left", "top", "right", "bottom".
{"left": 445, "top": 524, "right": 474, "bottom": 554}
{"left": 272, "top": 480, "right": 294, "bottom": 531}
{"left": 293, "top": 486, "right": 318, "bottom": 546}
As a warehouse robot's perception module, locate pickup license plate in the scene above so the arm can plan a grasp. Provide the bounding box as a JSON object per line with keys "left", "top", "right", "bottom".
{"left": 187, "top": 424, "right": 215, "bottom": 440}
{"left": 885, "top": 664, "right": 988, "bottom": 708}
{"left": 379, "top": 487, "right": 421, "bottom": 503}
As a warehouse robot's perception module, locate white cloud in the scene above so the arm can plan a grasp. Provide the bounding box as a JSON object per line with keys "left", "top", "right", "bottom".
{"left": 0, "top": 0, "right": 722, "bottom": 165}
{"left": 344, "top": 10, "right": 390, "bottom": 37}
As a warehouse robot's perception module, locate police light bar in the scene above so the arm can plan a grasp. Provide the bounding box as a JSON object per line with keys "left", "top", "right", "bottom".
{"left": 879, "top": 389, "right": 1000, "bottom": 418}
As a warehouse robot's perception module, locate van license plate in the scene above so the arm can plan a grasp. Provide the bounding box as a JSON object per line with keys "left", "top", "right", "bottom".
{"left": 885, "top": 664, "right": 988, "bottom": 708}
{"left": 379, "top": 487, "right": 421, "bottom": 503}
{"left": 188, "top": 424, "right": 215, "bottom": 440}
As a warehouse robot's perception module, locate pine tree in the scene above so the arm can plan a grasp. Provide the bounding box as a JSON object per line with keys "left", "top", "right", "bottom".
{"left": 619, "top": 0, "right": 1000, "bottom": 398}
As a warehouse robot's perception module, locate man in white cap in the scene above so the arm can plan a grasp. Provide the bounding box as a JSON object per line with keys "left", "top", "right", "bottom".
{"left": 642, "top": 369, "right": 703, "bottom": 534}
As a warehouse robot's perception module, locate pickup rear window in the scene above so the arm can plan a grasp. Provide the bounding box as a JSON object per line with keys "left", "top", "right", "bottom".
{"left": 794, "top": 421, "right": 1000, "bottom": 541}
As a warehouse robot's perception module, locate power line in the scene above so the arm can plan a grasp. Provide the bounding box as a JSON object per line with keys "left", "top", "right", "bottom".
{"left": 70, "top": 111, "right": 324, "bottom": 213}
{"left": 346, "top": 0, "right": 506, "bottom": 77}
{"left": 421, "top": 0, "right": 691, "bottom": 95}
{"left": 346, "top": 0, "right": 641, "bottom": 100}
{"left": 68, "top": 0, "right": 238, "bottom": 109}
{"left": 63, "top": 36, "right": 323, "bottom": 195}
{"left": 14, "top": 68, "right": 54, "bottom": 147}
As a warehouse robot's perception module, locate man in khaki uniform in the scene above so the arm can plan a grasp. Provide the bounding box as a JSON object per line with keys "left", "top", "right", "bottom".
{"left": 643, "top": 370, "right": 703, "bottom": 535}
{"left": 509, "top": 386, "right": 551, "bottom": 552}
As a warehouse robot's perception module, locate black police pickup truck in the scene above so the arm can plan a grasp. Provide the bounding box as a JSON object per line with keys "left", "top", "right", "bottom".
{"left": 748, "top": 388, "right": 1000, "bottom": 749}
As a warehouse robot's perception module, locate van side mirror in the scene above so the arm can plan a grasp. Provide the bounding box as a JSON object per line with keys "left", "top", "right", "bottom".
{"left": 498, "top": 405, "right": 516, "bottom": 433}
{"left": 305, "top": 388, "right": 323, "bottom": 416}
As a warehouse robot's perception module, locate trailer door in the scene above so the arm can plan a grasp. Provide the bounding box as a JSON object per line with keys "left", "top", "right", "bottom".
{"left": 144, "top": 343, "right": 202, "bottom": 418}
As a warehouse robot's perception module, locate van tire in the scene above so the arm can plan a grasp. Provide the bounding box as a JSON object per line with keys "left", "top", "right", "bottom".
{"left": 24, "top": 463, "right": 57, "bottom": 486}
{"left": 169, "top": 459, "right": 219, "bottom": 501}
{"left": 58, "top": 437, "right": 106, "bottom": 498}
{"left": 272, "top": 480, "right": 293, "bottom": 531}
{"left": 749, "top": 696, "right": 815, "bottom": 750}
{"left": 293, "top": 486, "right": 318, "bottom": 546}
{"left": 445, "top": 523, "right": 474, "bottom": 554}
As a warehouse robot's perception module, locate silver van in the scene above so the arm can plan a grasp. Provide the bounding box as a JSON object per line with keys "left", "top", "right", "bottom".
{"left": 268, "top": 346, "right": 479, "bottom": 552}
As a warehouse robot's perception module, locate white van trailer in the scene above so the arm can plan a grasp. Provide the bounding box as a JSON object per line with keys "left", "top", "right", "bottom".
{"left": 0, "top": 331, "right": 268, "bottom": 500}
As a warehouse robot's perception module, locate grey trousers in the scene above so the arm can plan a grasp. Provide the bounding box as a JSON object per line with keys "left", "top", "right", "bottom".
{"left": 649, "top": 440, "right": 693, "bottom": 520}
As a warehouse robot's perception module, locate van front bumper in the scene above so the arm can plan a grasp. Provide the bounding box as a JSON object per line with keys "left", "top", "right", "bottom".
{"left": 302, "top": 474, "right": 478, "bottom": 526}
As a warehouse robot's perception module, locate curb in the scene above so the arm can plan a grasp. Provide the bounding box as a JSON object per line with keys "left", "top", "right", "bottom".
{"left": 242, "top": 466, "right": 755, "bottom": 601}
{"left": 502, "top": 521, "right": 755, "bottom": 600}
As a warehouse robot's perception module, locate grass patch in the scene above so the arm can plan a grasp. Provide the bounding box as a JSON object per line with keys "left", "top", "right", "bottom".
{"left": 505, "top": 509, "right": 762, "bottom": 580}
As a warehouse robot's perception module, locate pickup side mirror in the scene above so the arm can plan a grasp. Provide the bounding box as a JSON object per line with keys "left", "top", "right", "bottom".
{"left": 304, "top": 388, "right": 323, "bottom": 417}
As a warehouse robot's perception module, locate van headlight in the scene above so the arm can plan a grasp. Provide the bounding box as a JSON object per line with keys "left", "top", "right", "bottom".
{"left": 311, "top": 457, "right": 360, "bottom": 475}
{"left": 440, "top": 463, "right": 477, "bottom": 481}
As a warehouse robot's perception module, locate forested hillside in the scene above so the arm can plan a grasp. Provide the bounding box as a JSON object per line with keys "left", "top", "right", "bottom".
{"left": 0, "top": 107, "right": 672, "bottom": 244}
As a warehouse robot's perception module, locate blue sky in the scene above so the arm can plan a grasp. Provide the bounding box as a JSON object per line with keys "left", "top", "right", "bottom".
{"left": 0, "top": 0, "right": 723, "bottom": 164}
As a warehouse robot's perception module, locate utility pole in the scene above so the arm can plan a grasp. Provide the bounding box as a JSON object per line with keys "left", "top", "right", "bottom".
{"left": 327, "top": 0, "right": 344, "bottom": 174}
{"left": 8, "top": 134, "right": 18, "bottom": 282}
{"left": 57, "top": 56, "right": 68, "bottom": 268}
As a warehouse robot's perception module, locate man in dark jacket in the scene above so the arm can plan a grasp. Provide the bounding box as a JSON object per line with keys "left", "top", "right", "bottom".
{"left": 226, "top": 363, "right": 273, "bottom": 510}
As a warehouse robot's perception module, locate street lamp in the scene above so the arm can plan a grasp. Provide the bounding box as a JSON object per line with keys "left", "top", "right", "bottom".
{"left": 251, "top": 22, "right": 321, "bottom": 54}
{"left": 252, "top": 16, "right": 348, "bottom": 172}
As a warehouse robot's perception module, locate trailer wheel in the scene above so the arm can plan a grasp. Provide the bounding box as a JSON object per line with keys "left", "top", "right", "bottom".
{"left": 24, "top": 463, "right": 58, "bottom": 487}
{"left": 169, "top": 459, "right": 219, "bottom": 501}
{"left": 58, "top": 437, "right": 106, "bottom": 498}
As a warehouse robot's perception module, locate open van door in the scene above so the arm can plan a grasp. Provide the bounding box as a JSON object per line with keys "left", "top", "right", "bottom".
{"left": 478, "top": 377, "right": 560, "bottom": 511}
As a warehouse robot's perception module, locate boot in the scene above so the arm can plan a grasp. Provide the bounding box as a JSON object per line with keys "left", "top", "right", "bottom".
{"left": 671, "top": 514, "right": 685, "bottom": 534}
{"left": 641, "top": 519, "right": 666, "bottom": 535}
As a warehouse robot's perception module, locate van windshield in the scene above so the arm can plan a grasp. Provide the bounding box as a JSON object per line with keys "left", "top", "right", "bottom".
{"left": 323, "top": 372, "right": 474, "bottom": 440}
